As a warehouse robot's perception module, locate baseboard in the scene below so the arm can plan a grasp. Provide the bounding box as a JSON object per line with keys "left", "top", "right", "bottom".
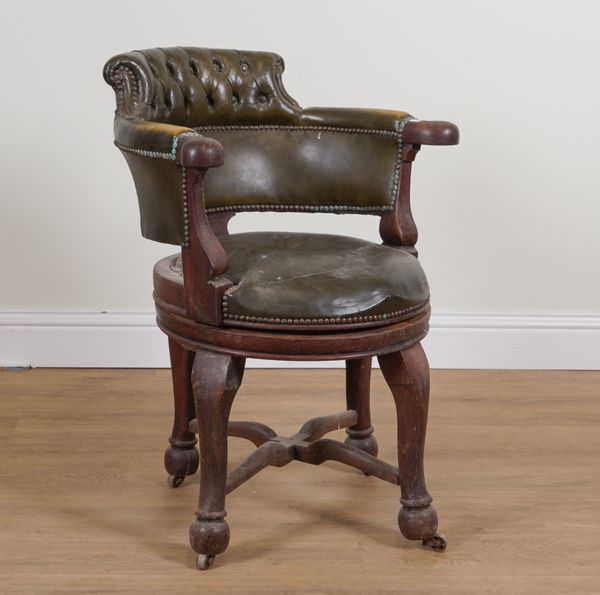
{"left": 1, "top": 311, "right": 599, "bottom": 370}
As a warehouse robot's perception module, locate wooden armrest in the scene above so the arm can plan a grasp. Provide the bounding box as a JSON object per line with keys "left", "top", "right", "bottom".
{"left": 176, "top": 135, "right": 224, "bottom": 169}
{"left": 402, "top": 120, "right": 459, "bottom": 146}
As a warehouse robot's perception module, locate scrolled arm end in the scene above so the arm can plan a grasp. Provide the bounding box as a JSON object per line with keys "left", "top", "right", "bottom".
{"left": 176, "top": 135, "right": 224, "bottom": 169}
{"left": 402, "top": 120, "right": 459, "bottom": 146}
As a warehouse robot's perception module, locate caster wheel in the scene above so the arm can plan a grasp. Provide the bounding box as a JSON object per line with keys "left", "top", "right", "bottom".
{"left": 422, "top": 533, "right": 448, "bottom": 552}
{"left": 196, "top": 554, "right": 215, "bottom": 570}
{"left": 167, "top": 475, "right": 185, "bottom": 488}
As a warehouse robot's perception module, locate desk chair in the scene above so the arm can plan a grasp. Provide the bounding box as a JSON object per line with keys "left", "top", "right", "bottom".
{"left": 104, "top": 47, "right": 459, "bottom": 569}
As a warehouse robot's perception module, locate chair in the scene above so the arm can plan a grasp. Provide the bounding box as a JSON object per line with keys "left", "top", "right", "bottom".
{"left": 103, "top": 47, "right": 459, "bottom": 570}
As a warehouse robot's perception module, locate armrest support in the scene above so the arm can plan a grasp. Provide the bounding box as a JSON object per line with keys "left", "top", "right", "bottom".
{"left": 298, "top": 107, "right": 459, "bottom": 256}
{"left": 402, "top": 120, "right": 459, "bottom": 146}
{"left": 380, "top": 119, "right": 459, "bottom": 255}
{"left": 176, "top": 136, "right": 230, "bottom": 325}
{"left": 113, "top": 117, "right": 230, "bottom": 324}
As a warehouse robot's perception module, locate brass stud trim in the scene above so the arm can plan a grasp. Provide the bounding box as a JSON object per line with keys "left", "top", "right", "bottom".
{"left": 114, "top": 130, "right": 200, "bottom": 161}
{"left": 194, "top": 123, "right": 408, "bottom": 210}
{"left": 221, "top": 291, "right": 427, "bottom": 326}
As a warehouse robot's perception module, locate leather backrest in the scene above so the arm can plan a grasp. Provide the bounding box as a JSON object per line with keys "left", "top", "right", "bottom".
{"left": 199, "top": 126, "right": 401, "bottom": 214}
{"left": 105, "top": 47, "right": 410, "bottom": 246}
{"left": 104, "top": 47, "right": 301, "bottom": 126}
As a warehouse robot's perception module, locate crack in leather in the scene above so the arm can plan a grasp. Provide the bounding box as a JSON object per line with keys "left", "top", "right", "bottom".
{"left": 169, "top": 232, "right": 429, "bottom": 325}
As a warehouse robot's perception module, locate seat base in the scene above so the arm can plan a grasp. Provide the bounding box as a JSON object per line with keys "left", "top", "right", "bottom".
{"left": 155, "top": 295, "right": 429, "bottom": 360}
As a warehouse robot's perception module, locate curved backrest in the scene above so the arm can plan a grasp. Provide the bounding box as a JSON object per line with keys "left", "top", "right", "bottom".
{"left": 104, "top": 47, "right": 409, "bottom": 245}
{"left": 103, "top": 47, "right": 301, "bottom": 126}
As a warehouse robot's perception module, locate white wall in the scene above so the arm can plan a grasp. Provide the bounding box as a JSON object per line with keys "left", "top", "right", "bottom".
{"left": 1, "top": 0, "right": 599, "bottom": 368}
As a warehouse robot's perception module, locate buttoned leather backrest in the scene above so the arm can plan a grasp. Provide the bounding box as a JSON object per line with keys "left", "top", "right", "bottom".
{"left": 104, "top": 47, "right": 301, "bottom": 126}
{"left": 105, "top": 47, "right": 410, "bottom": 246}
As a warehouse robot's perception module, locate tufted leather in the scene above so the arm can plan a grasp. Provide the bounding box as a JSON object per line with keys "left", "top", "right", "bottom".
{"left": 104, "top": 47, "right": 414, "bottom": 245}
{"left": 104, "top": 47, "right": 300, "bottom": 126}
{"left": 155, "top": 232, "right": 429, "bottom": 330}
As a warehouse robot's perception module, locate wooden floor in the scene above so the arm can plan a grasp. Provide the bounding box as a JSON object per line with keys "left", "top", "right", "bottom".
{"left": 0, "top": 368, "right": 599, "bottom": 594}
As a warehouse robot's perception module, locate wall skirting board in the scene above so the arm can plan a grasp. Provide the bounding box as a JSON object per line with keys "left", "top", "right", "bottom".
{"left": 1, "top": 311, "right": 599, "bottom": 370}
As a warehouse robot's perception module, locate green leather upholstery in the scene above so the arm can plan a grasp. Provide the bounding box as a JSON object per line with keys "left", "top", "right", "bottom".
{"left": 103, "top": 48, "right": 300, "bottom": 125}
{"left": 161, "top": 232, "right": 429, "bottom": 329}
{"left": 300, "top": 107, "right": 412, "bottom": 133}
{"left": 197, "top": 126, "right": 402, "bottom": 214}
{"left": 104, "top": 47, "right": 413, "bottom": 245}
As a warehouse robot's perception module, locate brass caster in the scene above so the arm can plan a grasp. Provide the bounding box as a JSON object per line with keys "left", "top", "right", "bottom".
{"left": 167, "top": 475, "right": 185, "bottom": 488}
{"left": 422, "top": 533, "right": 448, "bottom": 552}
{"left": 196, "top": 554, "right": 216, "bottom": 570}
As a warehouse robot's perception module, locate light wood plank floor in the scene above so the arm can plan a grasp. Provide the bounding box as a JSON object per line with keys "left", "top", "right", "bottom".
{"left": 0, "top": 368, "right": 599, "bottom": 594}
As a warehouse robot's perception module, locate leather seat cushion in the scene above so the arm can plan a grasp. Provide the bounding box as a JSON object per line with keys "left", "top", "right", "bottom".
{"left": 216, "top": 232, "right": 429, "bottom": 328}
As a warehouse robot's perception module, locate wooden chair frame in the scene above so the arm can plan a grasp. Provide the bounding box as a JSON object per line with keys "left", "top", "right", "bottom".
{"left": 156, "top": 120, "right": 459, "bottom": 569}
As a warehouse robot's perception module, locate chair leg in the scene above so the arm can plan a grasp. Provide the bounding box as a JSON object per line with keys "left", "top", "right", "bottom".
{"left": 344, "top": 357, "right": 378, "bottom": 457}
{"left": 164, "top": 337, "right": 199, "bottom": 488}
{"left": 378, "top": 343, "right": 446, "bottom": 551}
{"left": 189, "top": 350, "right": 245, "bottom": 570}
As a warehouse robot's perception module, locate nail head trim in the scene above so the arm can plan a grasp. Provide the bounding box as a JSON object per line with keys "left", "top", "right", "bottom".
{"left": 195, "top": 124, "right": 401, "bottom": 137}
{"left": 206, "top": 203, "right": 393, "bottom": 214}
{"left": 115, "top": 130, "right": 201, "bottom": 161}
{"left": 181, "top": 166, "right": 190, "bottom": 247}
{"left": 167, "top": 261, "right": 427, "bottom": 326}
{"left": 221, "top": 292, "right": 426, "bottom": 326}
{"left": 195, "top": 124, "right": 404, "bottom": 210}
{"left": 114, "top": 123, "right": 407, "bottom": 221}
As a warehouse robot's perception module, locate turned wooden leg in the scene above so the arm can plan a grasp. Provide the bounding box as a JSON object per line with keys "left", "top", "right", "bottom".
{"left": 189, "top": 350, "right": 245, "bottom": 570}
{"left": 344, "top": 357, "right": 378, "bottom": 457}
{"left": 378, "top": 343, "right": 446, "bottom": 551}
{"left": 164, "top": 338, "right": 199, "bottom": 488}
